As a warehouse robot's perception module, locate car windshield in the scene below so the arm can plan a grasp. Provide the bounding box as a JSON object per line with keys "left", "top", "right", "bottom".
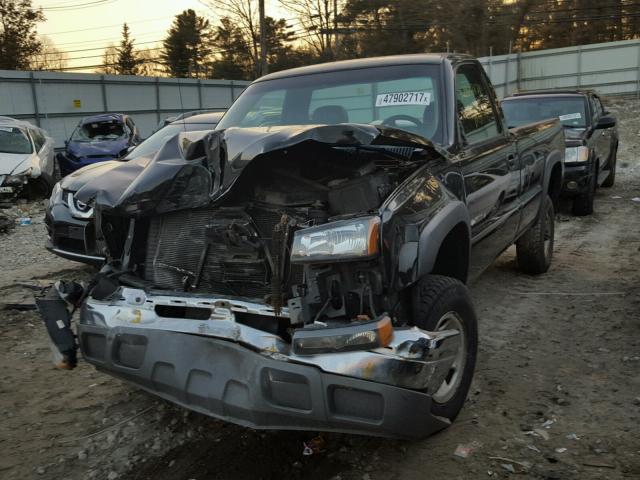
{"left": 71, "top": 120, "right": 126, "bottom": 142}
{"left": 216, "top": 64, "right": 444, "bottom": 144}
{"left": 126, "top": 122, "right": 216, "bottom": 160}
{"left": 502, "top": 96, "right": 588, "bottom": 129}
{"left": 0, "top": 127, "right": 33, "bottom": 154}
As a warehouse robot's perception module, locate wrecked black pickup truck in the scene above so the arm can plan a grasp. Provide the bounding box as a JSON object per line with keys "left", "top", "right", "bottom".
{"left": 42, "top": 54, "right": 565, "bottom": 439}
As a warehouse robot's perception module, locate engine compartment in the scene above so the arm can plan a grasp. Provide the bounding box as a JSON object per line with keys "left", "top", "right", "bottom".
{"left": 95, "top": 135, "right": 437, "bottom": 333}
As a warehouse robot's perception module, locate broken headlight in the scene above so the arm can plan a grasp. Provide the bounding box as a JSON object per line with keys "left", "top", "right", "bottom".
{"left": 67, "top": 192, "right": 94, "bottom": 219}
{"left": 290, "top": 216, "right": 380, "bottom": 263}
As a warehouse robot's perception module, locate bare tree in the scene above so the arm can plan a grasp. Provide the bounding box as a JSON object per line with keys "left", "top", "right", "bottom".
{"left": 201, "top": 0, "right": 262, "bottom": 77}
{"left": 137, "top": 47, "right": 165, "bottom": 77}
{"left": 278, "top": 0, "right": 337, "bottom": 60}
{"left": 99, "top": 44, "right": 118, "bottom": 74}
{"left": 30, "top": 36, "right": 68, "bottom": 70}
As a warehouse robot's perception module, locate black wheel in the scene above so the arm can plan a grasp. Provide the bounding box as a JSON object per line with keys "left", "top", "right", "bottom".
{"left": 516, "top": 194, "right": 555, "bottom": 274}
{"left": 412, "top": 275, "right": 478, "bottom": 421}
{"left": 572, "top": 169, "right": 596, "bottom": 216}
{"left": 601, "top": 146, "right": 617, "bottom": 188}
{"left": 27, "top": 174, "right": 53, "bottom": 200}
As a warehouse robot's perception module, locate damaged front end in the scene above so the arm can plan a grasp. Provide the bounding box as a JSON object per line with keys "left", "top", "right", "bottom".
{"left": 69, "top": 124, "right": 460, "bottom": 438}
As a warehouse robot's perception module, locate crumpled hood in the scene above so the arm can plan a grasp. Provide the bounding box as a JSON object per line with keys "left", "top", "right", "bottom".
{"left": 67, "top": 137, "right": 129, "bottom": 158}
{"left": 79, "top": 124, "right": 440, "bottom": 217}
{"left": 60, "top": 160, "right": 125, "bottom": 192}
{"left": 0, "top": 152, "right": 36, "bottom": 176}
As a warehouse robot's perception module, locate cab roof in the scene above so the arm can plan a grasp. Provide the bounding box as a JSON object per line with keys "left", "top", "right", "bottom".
{"left": 256, "top": 53, "right": 474, "bottom": 83}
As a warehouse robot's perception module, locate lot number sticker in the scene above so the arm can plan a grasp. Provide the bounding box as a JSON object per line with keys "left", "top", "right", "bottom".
{"left": 559, "top": 112, "right": 581, "bottom": 121}
{"left": 376, "top": 91, "right": 432, "bottom": 107}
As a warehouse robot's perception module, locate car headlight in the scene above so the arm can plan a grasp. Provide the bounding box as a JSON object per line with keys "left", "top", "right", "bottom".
{"left": 292, "top": 315, "right": 393, "bottom": 355}
{"left": 67, "top": 192, "right": 94, "bottom": 219}
{"left": 565, "top": 146, "right": 589, "bottom": 163}
{"left": 291, "top": 216, "right": 380, "bottom": 263}
{"left": 50, "top": 182, "right": 63, "bottom": 203}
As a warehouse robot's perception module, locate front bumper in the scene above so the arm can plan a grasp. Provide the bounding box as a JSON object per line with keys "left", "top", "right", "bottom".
{"left": 562, "top": 163, "right": 592, "bottom": 196}
{"left": 78, "top": 288, "right": 460, "bottom": 438}
{"left": 45, "top": 201, "right": 104, "bottom": 265}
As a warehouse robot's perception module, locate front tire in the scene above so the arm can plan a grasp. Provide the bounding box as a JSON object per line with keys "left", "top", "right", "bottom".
{"left": 517, "top": 194, "right": 554, "bottom": 274}
{"left": 412, "top": 275, "right": 478, "bottom": 421}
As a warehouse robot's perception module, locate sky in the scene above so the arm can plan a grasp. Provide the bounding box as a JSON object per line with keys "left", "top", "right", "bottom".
{"left": 35, "top": 0, "right": 289, "bottom": 72}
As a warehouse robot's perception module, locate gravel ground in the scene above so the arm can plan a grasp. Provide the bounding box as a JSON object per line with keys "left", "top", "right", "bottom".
{"left": 0, "top": 97, "right": 638, "bottom": 480}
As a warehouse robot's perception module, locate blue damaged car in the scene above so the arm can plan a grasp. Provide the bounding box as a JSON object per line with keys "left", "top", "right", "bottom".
{"left": 57, "top": 113, "right": 141, "bottom": 176}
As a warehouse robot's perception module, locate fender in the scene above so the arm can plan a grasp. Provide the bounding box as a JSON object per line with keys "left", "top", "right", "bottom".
{"left": 540, "top": 131, "right": 564, "bottom": 216}
{"left": 417, "top": 200, "right": 471, "bottom": 280}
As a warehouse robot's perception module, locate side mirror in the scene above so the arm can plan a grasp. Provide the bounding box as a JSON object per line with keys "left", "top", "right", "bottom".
{"left": 596, "top": 115, "right": 616, "bottom": 129}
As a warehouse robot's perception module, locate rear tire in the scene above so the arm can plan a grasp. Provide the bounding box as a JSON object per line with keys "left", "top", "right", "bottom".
{"left": 517, "top": 194, "right": 554, "bottom": 274}
{"left": 601, "top": 147, "right": 617, "bottom": 188}
{"left": 412, "top": 275, "right": 478, "bottom": 421}
{"left": 572, "top": 169, "right": 596, "bottom": 216}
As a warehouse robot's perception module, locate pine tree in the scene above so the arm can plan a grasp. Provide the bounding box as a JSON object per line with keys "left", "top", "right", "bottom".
{"left": 116, "top": 23, "right": 141, "bottom": 75}
{"left": 0, "top": 0, "right": 45, "bottom": 70}
{"left": 161, "top": 10, "right": 212, "bottom": 78}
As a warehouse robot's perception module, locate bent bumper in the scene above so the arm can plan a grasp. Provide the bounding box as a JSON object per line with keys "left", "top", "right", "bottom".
{"left": 78, "top": 289, "right": 460, "bottom": 438}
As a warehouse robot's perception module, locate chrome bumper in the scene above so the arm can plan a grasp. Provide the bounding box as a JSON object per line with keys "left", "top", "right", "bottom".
{"left": 78, "top": 288, "right": 461, "bottom": 438}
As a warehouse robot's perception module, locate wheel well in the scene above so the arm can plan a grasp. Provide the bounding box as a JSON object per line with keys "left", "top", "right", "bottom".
{"left": 431, "top": 222, "right": 469, "bottom": 284}
{"left": 547, "top": 162, "right": 562, "bottom": 207}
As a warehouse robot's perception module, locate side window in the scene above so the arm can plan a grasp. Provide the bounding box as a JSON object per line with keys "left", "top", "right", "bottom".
{"left": 594, "top": 96, "right": 605, "bottom": 116}
{"left": 31, "top": 129, "right": 44, "bottom": 151}
{"left": 455, "top": 65, "right": 500, "bottom": 144}
{"left": 589, "top": 96, "right": 600, "bottom": 122}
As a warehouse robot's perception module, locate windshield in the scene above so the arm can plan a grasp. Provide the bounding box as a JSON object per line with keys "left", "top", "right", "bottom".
{"left": 126, "top": 122, "right": 216, "bottom": 160}
{"left": 71, "top": 120, "right": 126, "bottom": 142}
{"left": 0, "top": 127, "right": 33, "bottom": 154}
{"left": 217, "top": 64, "right": 444, "bottom": 144}
{"left": 502, "top": 96, "right": 588, "bottom": 129}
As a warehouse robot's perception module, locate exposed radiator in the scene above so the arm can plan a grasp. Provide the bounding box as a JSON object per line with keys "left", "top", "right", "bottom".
{"left": 144, "top": 205, "right": 301, "bottom": 299}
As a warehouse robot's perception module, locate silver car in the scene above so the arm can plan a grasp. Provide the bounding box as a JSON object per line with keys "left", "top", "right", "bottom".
{"left": 0, "top": 116, "right": 55, "bottom": 206}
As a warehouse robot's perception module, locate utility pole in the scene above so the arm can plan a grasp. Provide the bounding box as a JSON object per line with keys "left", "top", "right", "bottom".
{"left": 259, "top": 0, "right": 268, "bottom": 76}
{"left": 333, "top": 0, "right": 338, "bottom": 58}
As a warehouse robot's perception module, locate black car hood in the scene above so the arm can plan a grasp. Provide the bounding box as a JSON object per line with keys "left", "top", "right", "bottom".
{"left": 78, "top": 124, "right": 441, "bottom": 217}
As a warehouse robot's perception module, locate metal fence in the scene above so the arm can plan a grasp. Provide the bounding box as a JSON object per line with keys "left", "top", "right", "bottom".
{"left": 0, "top": 71, "right": 250, "bottom": 147}
{"left": 479, "top": 39, "right": 640, "bottom": 99}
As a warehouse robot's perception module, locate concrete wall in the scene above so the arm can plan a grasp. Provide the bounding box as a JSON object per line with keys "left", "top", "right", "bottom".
{"left": 0, "top": 71, "right": 250, "bottom": 147}
{"left": 479, "top": 39, "right": 640, "bottom": 99}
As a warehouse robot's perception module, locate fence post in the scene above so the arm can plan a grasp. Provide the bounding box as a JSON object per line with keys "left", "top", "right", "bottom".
{"left": 636, "top": 41, "right": 640, "bottom": 99}
{"left": 29, "top": 72, "right": 40, "bottom": 126}
{"left": 100, "top": 75, "right": 108, "bottom": 112}
{"left": 488, "top": 46, "right": 493, "bottom": 83}
{"left": 516, "top": 52, "right": 522, "bottom": 92}
{"left": 577, "top": 46, "right": 582, "bottom": 88}
{"left": 155, "top": 77, "right": 161, "bottom": 122}
{"left": 230, "top": 80, "right": 235, "bottom": 105}
{"left": 504, "top": 54, "right": 510, "bottom": 97}
{"left": 198, "top": 79, "right": 203, "bottom": 109}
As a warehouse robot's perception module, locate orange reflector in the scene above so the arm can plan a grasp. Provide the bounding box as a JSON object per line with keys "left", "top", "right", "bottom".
{"left": 367, "top": 217, "right": 381, "bottom": 256}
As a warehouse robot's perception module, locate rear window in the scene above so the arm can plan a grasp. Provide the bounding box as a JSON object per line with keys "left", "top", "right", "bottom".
{"left": 71, "top": 120, "right": 126, "bottom": 142}
{"left": 0, "top": 126, "right": 33, "bottom": 154}
{"left": 502, "top": 96, "right": 588, "bottom": 128}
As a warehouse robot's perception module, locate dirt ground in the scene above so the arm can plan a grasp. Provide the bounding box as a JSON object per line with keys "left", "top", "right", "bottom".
{"left": 1, "top": 97, "right": 639, "bottom": 480}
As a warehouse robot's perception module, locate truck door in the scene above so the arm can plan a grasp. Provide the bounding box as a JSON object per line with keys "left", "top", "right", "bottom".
{"left": 453, "top": 63, "right": 521, "bottom": 279}
{"left": 592, "top": 95, "right": 614, "bottom": 175}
